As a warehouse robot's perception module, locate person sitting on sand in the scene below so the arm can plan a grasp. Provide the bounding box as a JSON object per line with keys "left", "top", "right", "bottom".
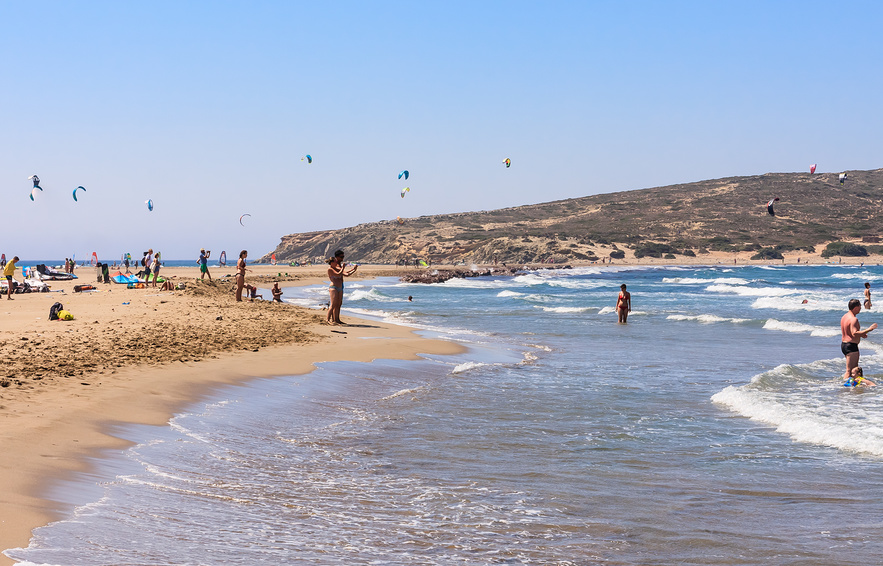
{"left": 243, "top": 283, "right": 262, "bottom": 300}
{"left": 272, "top": 282, "right": 283, "bottom": 302}
{"left": 326, "top": 249, "right": 357, "bottom": 324}
{"left": 160, "top": 279, "right": 175, "bottom": 291}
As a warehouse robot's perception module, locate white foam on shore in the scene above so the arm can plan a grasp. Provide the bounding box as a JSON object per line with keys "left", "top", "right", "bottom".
{"left": 667, "top": 314, "right": 751, "bottom": 324}
{"left": 762, "top": 319, "right": 840, "bottom": 337}
{"left": 537, "top": 306, "right": 595, "bottom": 313}
{"left": 751, "top": 296, "right": 843, "bottom": 312}
{"left": 497, "top": 290, "right": 524, "bottom": 297}
{"left": 706, "top": 284, "right": 798, "bottom": 297}
{"left": 663, "top": 277, "right": 749, "bottom": 285}
{"left": 452, "top": 361, "right": 487, "bottom": 374}
{"left": 712, "top": 384, "right": 883, "bottom": 457}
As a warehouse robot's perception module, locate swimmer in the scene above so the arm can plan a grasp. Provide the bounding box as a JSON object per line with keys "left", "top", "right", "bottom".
{"left": 845, "top": 366, "right": 877, "bottom": 387}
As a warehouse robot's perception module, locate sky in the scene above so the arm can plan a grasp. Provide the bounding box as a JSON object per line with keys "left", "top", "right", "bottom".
{"left": 2, "top": 0, "right": 882, "bottom": 260}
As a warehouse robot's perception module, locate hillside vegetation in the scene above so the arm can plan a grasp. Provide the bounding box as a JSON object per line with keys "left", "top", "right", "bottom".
{"left": 261, "top": 169, "right": 883, "bottom": 264}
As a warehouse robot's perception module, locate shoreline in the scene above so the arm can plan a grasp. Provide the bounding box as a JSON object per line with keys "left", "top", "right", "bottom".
{"left": 0, "top": 265, "right": 463, "bottom": 564}
{"left": 0, "top": 257, "right": 876, "bottom": 563}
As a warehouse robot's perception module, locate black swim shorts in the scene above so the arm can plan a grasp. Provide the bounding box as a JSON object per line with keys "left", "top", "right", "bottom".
{"left": 841, "top": 342, "right": 860, "bottom": 356}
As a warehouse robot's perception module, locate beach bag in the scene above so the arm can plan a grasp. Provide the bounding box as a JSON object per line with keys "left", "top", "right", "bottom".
{"left": 49, "top": 302, "right": 63, "bottom": 321}
{"left": 57, "top": 310, "right": 74, "bottom": 321}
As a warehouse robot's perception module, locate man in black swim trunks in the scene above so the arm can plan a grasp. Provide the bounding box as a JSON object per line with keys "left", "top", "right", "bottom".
{"left": 840, "top": 298, "right": 877, "bottom": 381}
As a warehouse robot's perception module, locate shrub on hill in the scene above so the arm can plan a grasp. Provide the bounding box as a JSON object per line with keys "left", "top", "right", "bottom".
{"left": 682, "top": 249, "right": 696, "bottom": 257}
{"left": 750, "top": 248, "right": 784, "bottom": 260}
{"left": 664, "top": 253, "right": 676, "bottom": 259}
{"left": 865, "top": 245, "right": 883, "bottom": 255}
{"left": 634, "top": 243, "right": 676, "bottom": 258}
{"left": 609, "top": 250, "right": 626, "bottom": 259}
{"left": 821, "top": 242, "right": 868, "bottom": 258}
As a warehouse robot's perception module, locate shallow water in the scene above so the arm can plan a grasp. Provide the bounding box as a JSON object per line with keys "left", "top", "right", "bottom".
{"left": 9, "top": 264, "right": 883, "bottom": 565}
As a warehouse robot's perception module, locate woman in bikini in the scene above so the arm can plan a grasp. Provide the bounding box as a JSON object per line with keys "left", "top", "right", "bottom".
{"left": 235, "top": 250, "right": 249, "bottom": 302}
{"left": 616, "top": 283, "right": 631, "bottom": 324}
{"left": 326, "top": 249, "right": 357, "bottom": 324}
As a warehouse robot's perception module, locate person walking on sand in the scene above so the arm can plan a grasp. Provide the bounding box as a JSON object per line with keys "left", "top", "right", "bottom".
{"left": 235, "top": 250, "right": 249, "bottom": 301}
{"left": 841, "top": 298, "right": 877, "bottom": 381}
{"left": 326, "top": 249, "right": 357, "bottom": 324}
{"left": 4, "top": 256, "right": 19, "bottom": 300}
{"left": 864, "top": 282, "right": 872, "bottom": 310}
{"left": 616, "top": 283, "right": 631, "bottom": 323}
{"left": 199, "top": 248, "right": 212, "bottom": 281}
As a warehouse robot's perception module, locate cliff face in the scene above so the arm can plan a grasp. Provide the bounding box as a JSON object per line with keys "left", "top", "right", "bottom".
{"left": 261, "top": 169, "right": 883, "bottom": 264}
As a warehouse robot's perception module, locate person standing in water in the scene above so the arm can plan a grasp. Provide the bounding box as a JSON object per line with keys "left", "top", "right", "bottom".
{"left": 841, "top": 298, "right": 877, "bottom": 381}
{"left": 326, "top": 249, "right": 357, "bottom": 324}
{"left": 616, "top": 283, "right": 631, "bottom": 323}
{"left": 864, "top": 282, "right": 872, "bottom": 310}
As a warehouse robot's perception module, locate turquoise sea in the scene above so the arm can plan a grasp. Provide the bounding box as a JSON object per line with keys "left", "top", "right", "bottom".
{"left": 7, "top": 264, "right": 883, "bottom": 565}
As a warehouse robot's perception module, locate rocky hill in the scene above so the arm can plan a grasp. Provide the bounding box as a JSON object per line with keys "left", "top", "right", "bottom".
{"left": 260, "top": 169, "right": 883, "bottom": 264}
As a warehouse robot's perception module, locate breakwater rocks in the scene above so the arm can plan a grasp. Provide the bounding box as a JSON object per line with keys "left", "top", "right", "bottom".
{"left": 400, "top": 265, "right": 571, "bottom": 284}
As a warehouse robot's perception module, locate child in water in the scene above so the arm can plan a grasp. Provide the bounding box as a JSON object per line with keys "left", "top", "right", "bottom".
{"left": 845, "top": 367, "right": 877, "bottom": 387}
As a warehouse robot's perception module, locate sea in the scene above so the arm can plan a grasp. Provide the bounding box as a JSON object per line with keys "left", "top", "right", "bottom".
{"left": 7, "top": 264, "right": 883, "bottom": 565}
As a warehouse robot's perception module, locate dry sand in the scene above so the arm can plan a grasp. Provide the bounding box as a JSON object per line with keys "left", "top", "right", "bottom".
{"left": 0, "top": 253, "right": 875, "bottom": 562}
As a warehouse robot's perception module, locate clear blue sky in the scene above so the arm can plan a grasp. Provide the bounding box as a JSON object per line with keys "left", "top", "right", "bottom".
{"left": 2, "top": 1, "right": 881, "bottom": 260}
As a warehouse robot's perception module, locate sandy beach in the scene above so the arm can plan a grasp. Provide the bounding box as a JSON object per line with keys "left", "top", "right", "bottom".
{"left": 0, "top": 263, "right": 460, "bottom": 563}
{"left": 0, "top": 252, "right": 877, "bottom": 562}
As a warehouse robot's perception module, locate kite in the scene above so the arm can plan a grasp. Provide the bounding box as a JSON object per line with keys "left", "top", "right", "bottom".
{"left": 146, "top": 199, "right": 154, "bottom": 211}
{"left": 239, "top": 213, "right": 251, "bottom": 226}
{"left": 28, "top": 175, "right": 41, "bottom": 188}
{"left": 810, "top": 164, "right": 817, "bottom": 174}
{"left": 503, "top": 158, "right": 511, "bottom": 168}
{"left": 29, "top": 186, "right": 43, "bottom": 201}
{"left": 767, "top": 197, "right": 779, "bottom": 216}
{"left": 302, "top": 155, "right": 312, "bottom": 164}
{"left": 397, "top": 216, "right": 404, "bottom": 225}
{"left": 398, "top": 170, "right": 409, "bottom": 180}
{"left": 401, "top": 187, "right": 410, "bottom": 198}
{"left": 72, "top": 186, "right": 86, "bottom": 201}
{"left": 839, "top": 173, "right": 848, "bottom": 185}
